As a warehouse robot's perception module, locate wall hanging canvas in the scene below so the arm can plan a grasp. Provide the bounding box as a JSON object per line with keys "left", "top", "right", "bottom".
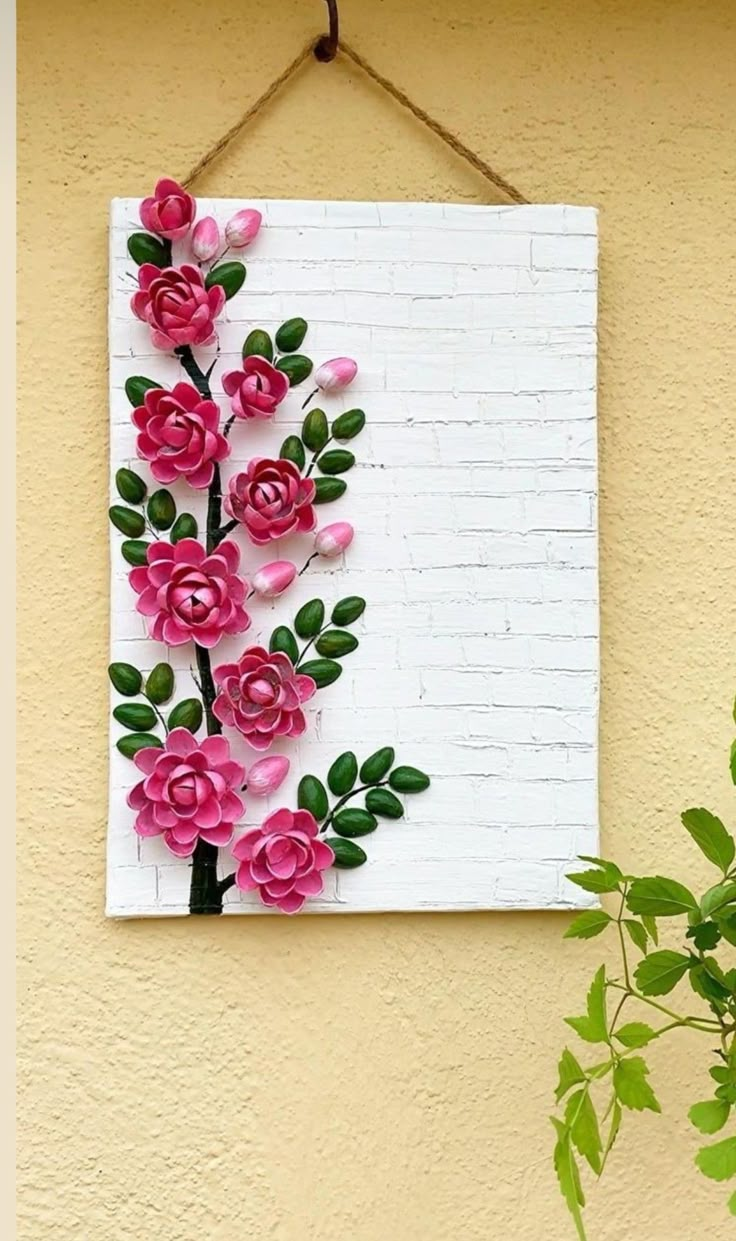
{"left": 107, "top": 187, "right": 598, "bottom": 917}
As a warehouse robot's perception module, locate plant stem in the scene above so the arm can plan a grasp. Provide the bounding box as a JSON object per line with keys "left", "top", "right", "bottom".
{"left": 607, "top": 982, "right": 721, "bottom": 1032}
{"left": 321, "top": 782, "right": 387, "bottom": 833}
{"left": 615, "top": 885, "right": 631, "bottom": 990}
{"left": 298, "top": 552, "right": 319, "bottom": 577}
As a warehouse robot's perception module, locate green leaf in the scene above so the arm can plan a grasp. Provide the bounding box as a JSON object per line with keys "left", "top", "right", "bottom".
{"left": 641, "top": 914, "right": 658, "bottom": 944}
{"left": 700, "top": 881, "right": 736, "bottom": 919}
{"left": 614, "top": 1022, "right": 657, "bottom": 1048}
{"left": 331, "top": 409, "right": 366, "bottom": 441}
{"left": 170, "top": 513, "right": 198, "bottom": 544}
{"left": 565, "top": 966, "right": 608, "bottom": 1045}
{"left": 297, "top": 775, "right": 329, "bottom": 822}
{"left": 121, "top": 539, "right": 149, "bottom": 566}
{"left": 551, "top": 1119, "right": 587, "bottom": 1241}
{"left": 279, "top": 435, "right": 306, "bottom": 470}
{"left": 686, "top": 921, "right": 722, "bottom": 951}
{"left": 113, "top": 703, "right": 157, "bottom": 731}
{"left": 681, "top": 808, "right": 735, "bottom": 874}
{"left": 567, "top": 867, "right": 620, "bottom": 895}
{"left": 145, "top": 663, "right": 174, "bottom": 705}
{"left": 689, "top": 1100, "right": 730, "bottom": 1135}
{"left": 317, "top": 449, "right": 355, "bottom": 476}
{"left": 299, "top": 659, "right": 342, "bottom": 688}
{"left": 565, "top": 1089, "right": 602, "bottom": 1174}
{"left": 315, "top": 630, "right": 359, "bottom": 658}
{"left": 331, "top": 596, "right": 366, "bottom": 626}
{"left": 147, "top": 489, "right": 176, "bottom": 531}
{"left": 294, "top": 599, "right": 325, "bottom": 639}
{"left": 116, "top": 732, "right": 163, "bottom": 759}
{"left": 730, "top": 739, "right": 736, "bottom": 786}
{"left": 127, "top": 232, "right": 171, "bottom": 267}
{"left": 269, "top": 626, "right": 299, "bottom": 663}
{"left": 689, "top": 962, "right": 731, "bottom": 1007}
{"left": 326, "top": 837, "right": 367, "bottom": 868}
{"left": 332, "top": 808, "right": 377, "bottom": 838}
{"left": 314, "top": 477, "right": 347, "bottom": 504}
{"left": 168, "top": 699, "right": 203, "bottom": 732}
{"left": 626, "top": 876, "right": 698, "bottom": 917}
{"left": 302, "top": 408, "right": 329, "bottom": 452}
{"left": 635, "top": 950, "right": 691, "bottom": 996}
{"left": 124, "top": 375, "right": 161, "bottom": 406}
{"left": 242, "top": 328, "right": 273, "bottom": 361}
{"left": 695, "top": 1135, "right": 736, "bottom": 1182}
{"left": 603, "top": 1099, "right": 622, "bottom": 1163}
{"left": 555, "top": 1049, "right": 587, "bottom": 1103}
{"left": 108, "top": 662, "right": 142, "bottom": 696}
{"left": 623, "top": 919, "right": 649, "bottom": 953}
{"left": 729, "top": 1190, "right": 736, "bottom": 1216}
{"left": 389, "top": 766, "right": 430, "bottom": 793}
{"left": 716, "top": 911, "right": 736, "bottom": 948}
{"left": 365, "top": 788, "right": 404, "bottom": 819}
{"left": 205, "top": 261, "right": 246, "bottom": 299}
{"left": 327, "top": 752, "right": 358, "bottom": 797}
{"left": 360, "top": 746, "right": 395, "bottom": 783}
{"left": 276, "top": 354, "right": 313, "bottom": 386}
{"left": 115, "top": 467, "right": 147, "bottom": 504}
{"left": 613, "top": 1056, "right": 660, "bottom": 1113}
{"left": 275, "top": 317, "right": 308, "bottom": 353}
{"left": 109, "top": 505, "right": 145, "bottom": 538}
{"left": 563, "top": 910, "right": 612, "bottom": 940}
{"left": 577, "top": 855, "right": 624, "bottom": 881}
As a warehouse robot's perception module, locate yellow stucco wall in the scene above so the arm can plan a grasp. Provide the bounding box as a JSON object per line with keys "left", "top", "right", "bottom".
{"left": 17, "top": 1, "right": 736, "bottom": 1236}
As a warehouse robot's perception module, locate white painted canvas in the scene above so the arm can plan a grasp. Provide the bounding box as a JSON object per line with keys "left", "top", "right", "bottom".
{"left": 108, "top": 198, "right": 598, "bottom": 916}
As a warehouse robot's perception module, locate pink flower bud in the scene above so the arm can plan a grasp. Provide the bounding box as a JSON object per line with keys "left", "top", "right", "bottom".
{"left": 191, "top": 216, "right": 220, "bottom": 261}
{"left": 252, "top": 560, "right": 297, "bottom": 598}
{"left": 314, "top": 522, "right": 354, "bottom": 558}
{"left": 224, "top": 208, "right": 262, "bottom": 249}
{"left": 246, "top": 755, "right": 290, "bottom": 797}
{"left": 314, "top": 357, "right": 358, "bottom": 394}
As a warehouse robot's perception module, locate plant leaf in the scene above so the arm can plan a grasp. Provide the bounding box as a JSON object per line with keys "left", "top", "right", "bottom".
{"left": 565, "top": 1089, "right": 602, "bottom": 1174}
{"left": 555, "top": 1049, "right": 587, "bottom": 1103}
{"left": 564, "top": 910, "right": 612, "bottom": 940}
{"left": 626, "top": 876, "right": 698, "bottom": 917}
{"left": 565, "top": 966, "right": 608, "bottom": 1044}
{"left": 634, "top": 950, "right": 691, "bottom": 996}
{"left": 695, "top": 1136, "right": 736, "bottom": 1182}
{"left": 700, "top": 881, "right": 736, "bottom": 920}
{"left": 623, "top": 919, "right": 649, "bottom": 953}
{"left": 614, "top": 1022, "right": 657, "bottom": 1048}
{"left": 550, "top": 1119, "right": 587, "bottom": 1240}
{"left": 613, "top": 1056, "right": 661, "bottom": 1113}
{"left": 641, "top": 914, "right": 658, "bottom": 944}
{"left": 686, "top": 921, "right": 722, "bottom": 951}
{"left": 567, "top": 867, "right": 620, "bottom": 894}
{"left": 689, "top": 1099, "right": 730, "bottom": 1135}
{"left": 681, "top": 808, "right": 735, "bottom": 874}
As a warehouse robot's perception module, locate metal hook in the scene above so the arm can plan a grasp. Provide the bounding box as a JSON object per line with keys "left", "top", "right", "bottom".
{"left": 314, "top": 0, "right": 339, "bottom": 62}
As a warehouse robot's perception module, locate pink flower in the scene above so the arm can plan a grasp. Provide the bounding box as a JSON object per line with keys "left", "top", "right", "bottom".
{"left": 132, "top": 382, "right": 230, "bottom": 489}
{"left": 222, "top": 357, "right": 289, "bottom": 421}
{"left": 246, "top": 755, "right": 290, "bottom": 797}
{"left": 315, "top": 357, "right": 358, "bottom": 394}
{"left": 315, "top": 522, "right": 354, "bottom": 558}
{"left": 139, "top": 177, "right": 196, "bottom": 241}
{"left": 129, "top": 539, "right": 251, "bottom": 648}
{"left": 224, "top": 458, "right": 317, "bottom": 545}
{"left": 128, "top": 728, "right": 245, "bottom": 858}
{"left": 131, "top": 263, "right": 225, "bottom": 351}
{"left": 232, "top": 808, "right": 334, "bottom": 913}
{"left": 213, "top": 645, "right": 316, "bottom": 750}
{"left": 191, "top": 216, "right": 220, "bottom": 261}
{"left": 224, "top": 208, "right": 262, "bottom": 248}
{"left": 251, "top": 561, "right": 297, "bottom": 599}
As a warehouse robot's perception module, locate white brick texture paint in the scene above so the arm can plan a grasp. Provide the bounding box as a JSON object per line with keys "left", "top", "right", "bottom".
{"left": 107, "top": 199, "right": 598, "bottom": 917}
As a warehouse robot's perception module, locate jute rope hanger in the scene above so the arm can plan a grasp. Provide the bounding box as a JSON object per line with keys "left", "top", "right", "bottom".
{"left": 181, "top": 0, "right": 529, "bottom": 205}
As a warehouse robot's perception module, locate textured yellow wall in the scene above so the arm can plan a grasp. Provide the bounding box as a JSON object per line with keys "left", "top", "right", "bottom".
{"left": 17, "top": 0, "right": 736, "bottom": 1236}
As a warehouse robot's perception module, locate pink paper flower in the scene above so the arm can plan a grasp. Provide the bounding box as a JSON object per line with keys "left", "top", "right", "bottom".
{"left": 222, "top": 357, "right": 290, "bottom": 421}
{"left": 232, "top": 808, "right": 334, "bottom": 913}
{"left": 191, "top": 216, "right": 220, "bottom": 261}
{"left": 246, "top": 755, "right": 290, "bottom": 797}
{"left": 131, "top": 263, "right": 225, "bottom": 351}
{"left": 139, "top": 177, "right": 196, "bottom": 241}
{"left": 213, "top": 645, "right": 316, "bottom": 750}
{"left": 251, "top": 561, "right": 297, "bottom": 599}
{"left": 224, "top": 458, "right": 317, "bottom": 545}
{"left": 314, "top": 522, "right": 354, "bottom": 558}
{"left": 224, "top": 208, "right": 262, "bottom": 248}
{"left": 132, "top": 382, "right": 230, "bottom": 489}
{"left": 129, "top": 539, "right": 251, "bottom": 648}
{"left": 128, "top": 728, "right": 245, "bottom": 858}
{"left": 315, "top": 357, "right": 358, "bottom": 394}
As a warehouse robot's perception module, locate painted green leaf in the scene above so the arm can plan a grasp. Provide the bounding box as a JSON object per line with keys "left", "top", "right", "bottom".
{"left": 317, "top": 449, "right": 355, "bottom": 476}
{"left": 298, "top": 775, "right": 329, "bottom": 822}
{"left": 331, "top": 596, "right": 366, "bottom": 626}
{"left": 115, "top": 467, "right": 147, "bottom": 505}
{"left": 567, "top": 867, "right": 621, "bottom": 894}
{"left": 681, "top": 807, "right": 735, "bottom": 874}
{"left": 326, "top": 837, "right": 367, "bottom": 868}
{"left": 564, "top": 966, "right": 608, "bottom": 1044}
{"left": 279, "top": 435, "right": 306, "bottom": 470}
{"left": 360, "top": 747, "right": 395, "bottom": 783}
{"left": 113, "top": 703, "right": 157, "bottom": 731}
{"left": 294, "top": 599, "right": 325, "bottom": 639}
{"left": 614, "top": 1022, "right": 657, "bottom": 1049}
{"left": 205, "top": 261, "right": 246, "bottom": 299}
{"left": 563, "top": 910, "right": 612, "bottom": 940}
{"left": 314, "top": 477, "right": 347, "bottom": 504}
{"left": 634, "top": 950, "right": 691, "bottom": 996}
{"left": 121, "top": 539, "right": 149, "bottom": 566}
{"left": 565, "top": 1088, "right": 602, "bottom": 1174}
{"left": 613, "top": 1056, "right": 661, "bottom": 1113}
{"left": 626, "top": 876, "right": 698, "bottom": 917}
{"left": 388, "top": 766, "right": 430, "bottom": 793}
{"left": 331, "top": 409, "right": 366, "bottom": 441}
{"left": 299, "top": 659, "right": 342, "bottom": 688}
{"left": 125, "top": 375, "right": 161, "bottom": 406}
{"left": 127, "top": 232, "right": 171, "bottom": 267}
{"left": 332, "top": 808, "right": 377, "bottom": 838}
{"left": 145, "top": 663, "right": 174, "bottom": 705}
{"left": 302, "top": 408, "right": 329, "bottom": 452}
{"left": 116, "top": 732, "right": 164, "bottom": 758}
{"left": 554, "top": 1049, "right": 586, "bottom": 1103}
{"left": 275, "top": 317, "right": 308, "bottom": 352}
{"left": 242, "top": 328, "right": 273, "bottom": 361}
{"left": 147, "top": 489, "right": 176, "bottom": 531}
{"left": 327, "top": 752, "right": 358, "bottom": 797}
{"left": 623, "top": 919, "right": 649, "bottom": 953}
{"left": 365, "top": 788, "right": 404, "bottom": 819}
{"left": 550, "top": 1119, "right": 587, "bottom": 1241}
{"left": 170, "top": 513, "right": 198, "bottom": 544}
{"left": 109, "top": 505, "right": 145, "bottom": 538}
{"left": 269, "top": 626, "right": 299, "bottom": 663}
{"left": 276, "top": 354, "right": 313, "bottom": 386}
{"left": 108, "top": 662, "right": 142, "bottom": 696}
{"left": 689, "top": 1100, "right": 730, "bottom": 1135}
{"left": 315, "top": 630, "right": 358, "bottom": 658}
{"left": 168, "top": 699, "right": 203, "bottom": 732}
{"left": 695, "top": 1136, "right": 736, "bottom": 1182}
